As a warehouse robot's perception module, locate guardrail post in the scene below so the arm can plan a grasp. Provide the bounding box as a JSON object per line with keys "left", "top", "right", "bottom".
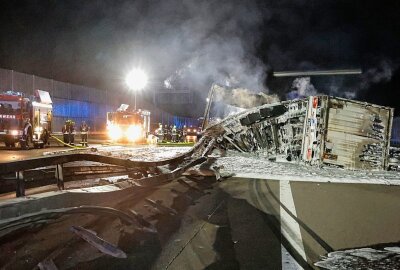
{"left": 55, "top": 164, "right": 64, "bottom": 190}
{"left": 16, "top": 171, "right": 25, "bottom": 197}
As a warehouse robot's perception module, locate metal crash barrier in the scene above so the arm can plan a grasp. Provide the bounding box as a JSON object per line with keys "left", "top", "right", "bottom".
{"left": 0, "top": 136, "right": 209, "bottom": 197}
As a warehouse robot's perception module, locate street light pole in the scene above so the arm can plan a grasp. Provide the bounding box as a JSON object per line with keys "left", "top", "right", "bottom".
{"left": 134, "top": 91, "right": 137, "bottom": 110}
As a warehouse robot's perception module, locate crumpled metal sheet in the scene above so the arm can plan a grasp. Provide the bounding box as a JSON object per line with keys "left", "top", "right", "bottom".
{"left": 70, "top": 225, "right": 127, "bottom": 259}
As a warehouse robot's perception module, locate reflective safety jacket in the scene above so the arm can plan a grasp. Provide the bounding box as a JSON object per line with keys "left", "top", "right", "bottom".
{"left": 80, "top": 124, "right": 89, "bottom": 134}
{"left": 62, "top": 125, "right": 69, "bottom": 134}
{"left": 23, "top": 122, "right": 32, "bottom": 136}
{"left": 155, "top": 128, "right": 164, "bottom": 136}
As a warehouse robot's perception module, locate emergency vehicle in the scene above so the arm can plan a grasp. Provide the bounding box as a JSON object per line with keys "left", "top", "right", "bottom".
{"left": 106, "top": 104, "right": 150, "bottom": 142}
{"left": 0, "top": 90, "right": 52, "bottom": 148}
{"left": 185, "top": 126, "right": 200, "bottom": 136}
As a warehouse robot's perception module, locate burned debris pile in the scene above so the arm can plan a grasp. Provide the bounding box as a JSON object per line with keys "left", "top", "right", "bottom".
{"left": 389, "top": 147, "right": 400, "bottom": 171}
{"left": 205, "top": 95, "right": 395, "bottom": 171}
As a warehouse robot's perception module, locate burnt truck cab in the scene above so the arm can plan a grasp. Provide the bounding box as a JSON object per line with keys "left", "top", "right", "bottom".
{"left": 0, "top": 90, "right": 52, "bottom": 149}
{"left": 106, "top": 104, "right": 150, "bottom": 142}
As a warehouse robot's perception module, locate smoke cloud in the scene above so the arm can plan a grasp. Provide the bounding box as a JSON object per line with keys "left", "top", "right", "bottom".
{"left": 291, "top": 77, "right": 317, "bottom": 97}
{"left": 360, "top": 59, "right": 396, "bottom": 90}
{"left": 214, "top": 84, "right": 279, "bottom": 108}
{"left": 5, "top": 0, "right": 270, "bottom": 94}
{"left": 152, "top": 0, "right": 268, "bottom": 93}
{"left": 0, "top": 0, "right": 399, "bottom": 112}
{"left": 313, "top": 58, "right": 398, "bottom": 100}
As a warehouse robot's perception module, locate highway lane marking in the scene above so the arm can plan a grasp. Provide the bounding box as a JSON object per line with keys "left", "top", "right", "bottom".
{"left": 281, "top": 244, "right": 304, "bottom": 270}
{"left": 280, "top": 180, "right": 306, "bottom": 269}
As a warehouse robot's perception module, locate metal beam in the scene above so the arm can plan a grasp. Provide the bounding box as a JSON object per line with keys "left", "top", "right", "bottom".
{"left": 55, "top": 164, "right": 64, "bottom": 190}
{"left": 0, "top": 137, "right": 207, "bottom": 175}
{"left": 16, "top": 171, "right": 25, "bottom": 197}
{"left": 273, "top": 69, "right": 362, "bottom": 77}
{"left": 202, "top": 84, "right": 216, "bottom": 130}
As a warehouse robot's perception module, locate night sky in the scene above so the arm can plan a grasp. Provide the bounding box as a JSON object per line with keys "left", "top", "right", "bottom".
{"left": 0, "top": 0, "right": 399, "bottom": 115}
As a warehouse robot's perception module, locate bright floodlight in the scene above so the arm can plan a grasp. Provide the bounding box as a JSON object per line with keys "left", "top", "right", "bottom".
{"left": 126, "top": 69, "right": 148, "bottom": 90}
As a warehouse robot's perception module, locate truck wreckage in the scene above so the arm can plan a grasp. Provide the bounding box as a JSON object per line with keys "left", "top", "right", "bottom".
{"left": 204, "top": 85, "right": 396, "bottom": 171}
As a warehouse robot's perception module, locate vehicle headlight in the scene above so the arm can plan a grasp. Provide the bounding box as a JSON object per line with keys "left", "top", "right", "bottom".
{"left": 34, "top": 127, "right": 43, "bottom": 133}
{"left": 126, "top": 125, "right": 143, "bottom": 141}
{"left": 10, "top": 130, "right": 21, "bottom": 136}
{"left": 108, "top": 125, "right": 122, "bottom": 140}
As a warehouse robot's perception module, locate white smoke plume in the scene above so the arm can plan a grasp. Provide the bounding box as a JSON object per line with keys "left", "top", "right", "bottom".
{"left": 291, "top": 77, "right": 318, "bottom": 97}
{"left": 360, "top": 59, "right": 395, "bottom": 89}
{"left": 147, "top": 0, "right": 269, "bottom": 93}
{"left": 213, "top": 84, "right": 279, "bottom": 108}
{"left": 321, "top": 59, "right": 397, "bottom": 100}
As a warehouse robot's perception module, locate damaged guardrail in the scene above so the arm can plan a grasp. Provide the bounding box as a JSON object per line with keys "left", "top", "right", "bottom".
{"left": 0, "top": 136, "right": 210, "bottom": 197}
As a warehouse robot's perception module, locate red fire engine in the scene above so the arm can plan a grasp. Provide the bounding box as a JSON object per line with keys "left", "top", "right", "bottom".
{"left": 0, "top": 90, "right": 52, "bottom": 149}
{"left": 106, "top": 104, "right": 150, "bottom": 142}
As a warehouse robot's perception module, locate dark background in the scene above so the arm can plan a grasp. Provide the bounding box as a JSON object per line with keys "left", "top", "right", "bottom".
{"left": 0, "top": 0, "right": 399, "bottom": 116}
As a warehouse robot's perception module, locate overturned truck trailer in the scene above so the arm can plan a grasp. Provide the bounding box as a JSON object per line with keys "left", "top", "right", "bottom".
{"left": 209, "top": 95, "right": 394, "bottom": 170}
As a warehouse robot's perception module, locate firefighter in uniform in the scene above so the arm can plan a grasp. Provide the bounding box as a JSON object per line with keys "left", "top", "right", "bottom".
{"left": 167, "top": 125, "right": 173, "bottom": 142}
{"left": 80, "top": 121, "right": 89, "bottom": 146}
{"left": 41, "top": 125, "right": 50, "bottom": 146}
{"left": 62, "top": 120, "right": 70, "bottom": 145}
{"left": 22, "top": 118, "right": 32, "bottom": 149}
{"left": 171, "top": 125, "right": 177, "bottom": 142}
{"left": 69, "top": 121, "right": 76, "bottom": 145}
{"left": 62, "top": 120, "right": 75, "bottom": 145}
{"left": 155, "top": 123, "right": 164, "bottom": 143}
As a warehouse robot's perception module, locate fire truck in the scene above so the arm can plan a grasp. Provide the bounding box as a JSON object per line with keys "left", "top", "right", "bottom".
{"left": 106, "top": 104, "right": 150, "bottom": 142}
{"left": 0, "top": 90, "right": 52, "bottom": 149}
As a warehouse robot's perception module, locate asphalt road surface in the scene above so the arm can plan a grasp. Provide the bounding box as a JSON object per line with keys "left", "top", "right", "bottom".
{"left": 0, "top": 136, "right": 196, "bottom": 163}
{"left": 0, "top": 144, "right": 399, "bottom": 269}
{"left": 0, "top": 136, "right": 106, "bottom": 163}
{"left": 0, "top": 145, "right": 63, "bottom": 162}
